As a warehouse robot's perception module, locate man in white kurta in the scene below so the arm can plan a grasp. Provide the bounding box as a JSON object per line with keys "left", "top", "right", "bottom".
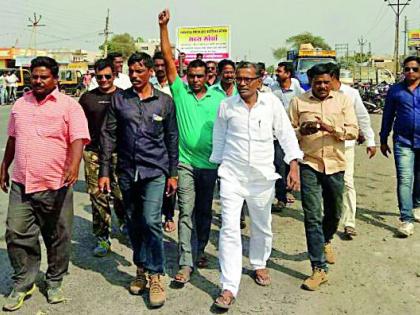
{"left": 210, "top": 62, "right": 303, "bottom": 308}
{"left": 328, "top": 63, "right": 376, "bottom": 238}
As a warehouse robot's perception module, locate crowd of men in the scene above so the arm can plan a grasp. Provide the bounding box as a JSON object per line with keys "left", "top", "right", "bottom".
{"left": 0, "top": 8, "right": 419, "bottom": 312}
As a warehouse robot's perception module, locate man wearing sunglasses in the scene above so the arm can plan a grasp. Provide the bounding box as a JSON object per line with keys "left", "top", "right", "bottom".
{"left": 79, "top": 59, "right": 126, "bottom": 257}
{"left": 159, "top": 9, "right": 225, "bottom": 283}
{"left": 210, "top": 61, "right": 303, "bottom": 309}
{"left": 88, "top": 52, "right": 132, "bottom": 91}
{"left": 206, "top": 60, "right": 218, "bottom": 86}
{"left": 380, "top": 56, "right": 420, "bottom": 237}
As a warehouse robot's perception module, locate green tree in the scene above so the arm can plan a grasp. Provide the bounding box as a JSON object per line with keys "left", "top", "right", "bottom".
{"left": 286, "top": 32, "right": 331, "bottom": 50}
{"left": 266, "top": 65, "right": 275, "bottom": 74}
{"left": 99, "top": 33, "right": 136, "bottom": 59}
{"left": 135, "top": 36, "right": 145, "bottom": 43}
{"left": 272, "top": 47, "right": 288, "bottom": 60}
{"left": 354, "top": 52, "right": 371, "bottom": 64}
{"left": 272, "top": 32, "right": 332, "bottom": 60}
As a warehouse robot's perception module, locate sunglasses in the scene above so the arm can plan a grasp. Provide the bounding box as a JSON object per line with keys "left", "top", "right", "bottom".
{"left": 404, "top": 67, "right": 419, "bottom": 72}
{"left": 96, "top": 74, "right": 113, "bottom": 80}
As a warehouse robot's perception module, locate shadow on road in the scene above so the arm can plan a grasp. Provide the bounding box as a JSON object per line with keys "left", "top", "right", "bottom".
{"left": 70, "top": 215, "right": 133, "bottom": 288}
{"left": 356, "top": 207, "right": 400, "bottom": 234}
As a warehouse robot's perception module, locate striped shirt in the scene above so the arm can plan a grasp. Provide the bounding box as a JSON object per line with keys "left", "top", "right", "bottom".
{"left": 7, "top": 88, "right": 90, "bottom": 193}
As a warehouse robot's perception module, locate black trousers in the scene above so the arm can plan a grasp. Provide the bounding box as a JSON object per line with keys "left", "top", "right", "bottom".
{"left": 5, "top": 182, "right": 73, "bottom": 291}
{"left": 274, "top": 140, "right": 289, "bottom": 203}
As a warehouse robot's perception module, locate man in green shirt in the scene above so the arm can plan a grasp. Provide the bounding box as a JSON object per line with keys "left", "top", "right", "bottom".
{"left": 159, "top": 9, "right": 225, "bottom": 283}
{"left": 210, "top": 59, "right": 238, "bottom": 98}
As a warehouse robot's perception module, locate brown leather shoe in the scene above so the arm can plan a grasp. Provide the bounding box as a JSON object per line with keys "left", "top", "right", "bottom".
{"left": 302, "top": 267, "right": 328, "bottom": 291}
{"left": 129, "top": 268, "right": 147, "bottom": 295}
{"left": 149, "top": 274, "right": 166, "bottom": 307}
{"left": 324, "top": 243, "right": 336, "bottom": 264}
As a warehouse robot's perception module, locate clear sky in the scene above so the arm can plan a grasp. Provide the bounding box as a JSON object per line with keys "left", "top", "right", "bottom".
{"left": 1, "top": 0, "right": 419, "bottom": 65}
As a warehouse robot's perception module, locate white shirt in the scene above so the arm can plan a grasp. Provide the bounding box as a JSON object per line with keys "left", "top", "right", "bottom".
{"left": 210, "top": 92, "right": 303, "bottom": 182}
{"left": 88, "top": 72, "right": 132, "bottom": 91}
{"left": 151, "top": 78, "right": 172, "bottom": 97}
{"left": 338, "top": 83, "right": 375, "bottom": 147}
{"left": 6, "top": 74, "right": 18, "bottom": 87}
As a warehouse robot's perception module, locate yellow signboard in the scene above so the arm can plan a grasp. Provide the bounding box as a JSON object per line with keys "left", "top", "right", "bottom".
{"left": 298, "top": 50, "right": 336, "bottom": 57}
{"left": 176, "top": 26, "right": 230, "bottom": 61}
{"left": 408, "top": 30, "right": 420, "bottom": 47}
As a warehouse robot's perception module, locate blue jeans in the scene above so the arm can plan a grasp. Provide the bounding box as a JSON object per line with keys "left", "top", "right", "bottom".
{"left": 119, "top": 174, "right": 166, "bottom": 274}
{"left": 393, "top": 141, "right": 420, "bottom": 223}
{"left": 300, "top": 165, "right": 344, "bottom": 271}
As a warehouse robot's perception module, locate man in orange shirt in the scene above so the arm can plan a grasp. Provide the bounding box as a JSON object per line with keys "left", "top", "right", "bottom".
{"left": 0, "top": 56, "right": 90, "bottom": 311}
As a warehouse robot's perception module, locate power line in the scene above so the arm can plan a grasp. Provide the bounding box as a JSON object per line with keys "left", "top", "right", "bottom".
{"left": 365, "top": 3, "right": 388, "bottom": 37}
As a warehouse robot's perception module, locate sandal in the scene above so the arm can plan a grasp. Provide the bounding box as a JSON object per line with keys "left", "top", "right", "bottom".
{"left": 163, "top": 220, "right": 176, "bottom": 233}
{"left": 196, "top": 255, "right": 208, "bottom": 269}
{"left": 344, "top": 226, "right": 357, "bottom": 238}
{"left": 214, "top": 290, "right": 235, "bottom": 309}
{"left": 254, "top": 268, "right": 271, "bottom": 286}
{"left": 174, "top": 266, "right": 192, "bottom": 284}
{"left": 286, "top": 193, "right": 295, "bottom": 204}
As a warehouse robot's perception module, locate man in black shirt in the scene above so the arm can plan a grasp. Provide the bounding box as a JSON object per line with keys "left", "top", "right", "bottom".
{"left": 79, "top": 59, "right": 125, "bottom": 257}
{"left": 99, "top": 52, "right": 178, "bottom": 308}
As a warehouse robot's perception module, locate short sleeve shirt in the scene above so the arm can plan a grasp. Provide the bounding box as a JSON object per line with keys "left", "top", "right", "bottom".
{"left": 170, "top": 76, "right": 225, "bottom": 169}
{"left": 8, "top": 88, "right": 90, "bottom": 193}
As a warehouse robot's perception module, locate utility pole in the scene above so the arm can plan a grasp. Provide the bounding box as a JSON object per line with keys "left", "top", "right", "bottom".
{"left": 385, "top": 0, "right": 411, "bottom": 76}
{"left": 357, "top": 37, "right": 367, "bottom": 81}
{"left": 358, "top": 36, "right": 367, "bottom": 61}
{"left": 335, "top": 43, "right": 349, "bottom": 66}
{"left": 99, "top": 9, "right": 112, "bottom": 58}
{"left": 26, "top": 13, "right": 45, "bottom": 56}
{"left": 403, "top": 15, "right": 408, "bottom": 58}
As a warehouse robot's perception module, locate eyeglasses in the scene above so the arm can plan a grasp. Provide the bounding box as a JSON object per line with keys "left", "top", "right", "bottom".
{"left": 404, "top": 67, "right": 419, "bottom": 72}
{"left": 235, "top": 76, "right": 260, "bottom": 84}
{"left": 207, "top": 67, "right": 216, "bottom": 70}
{"left": 96, "top": 74, "right": 113, "bottom": 80}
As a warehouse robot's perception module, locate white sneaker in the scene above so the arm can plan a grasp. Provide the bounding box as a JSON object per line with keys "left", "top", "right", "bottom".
{"left": 398, "top": 221, "right": 414, "bottom": 237}
{"left": 413, "top": 208, "right": 420, "bottom": 222}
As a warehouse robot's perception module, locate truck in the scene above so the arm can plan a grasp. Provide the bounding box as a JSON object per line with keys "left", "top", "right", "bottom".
{"left": 287, "top": 43, "right": 336, "bottom": 90}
